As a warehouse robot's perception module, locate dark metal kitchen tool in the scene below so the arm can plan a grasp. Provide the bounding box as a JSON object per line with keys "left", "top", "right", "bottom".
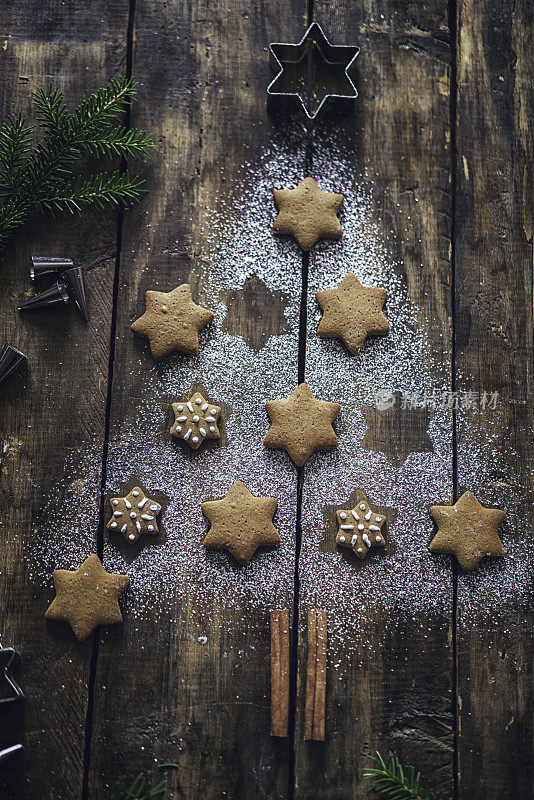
{"left": 0, "top": 345, "right": 27, "bottom": 386}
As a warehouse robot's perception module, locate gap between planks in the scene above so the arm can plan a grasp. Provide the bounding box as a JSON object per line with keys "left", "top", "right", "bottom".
{"left": 447, "top": 0, "right": 460, "bottom": 796}
{"left": 80, "top": 1, "right": 138, "bottom": 798}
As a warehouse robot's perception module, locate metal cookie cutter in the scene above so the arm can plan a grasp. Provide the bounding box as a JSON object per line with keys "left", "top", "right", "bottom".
{"left": 267, "top": 22, "right": 359, "bottom": 120}
{"left": 0, "top": 648, "right": 24, "bottom": 765}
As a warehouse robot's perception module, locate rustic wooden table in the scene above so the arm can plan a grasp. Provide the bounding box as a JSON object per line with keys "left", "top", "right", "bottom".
{"left": 0, "top": 1, "right": 532, "bottom": 799}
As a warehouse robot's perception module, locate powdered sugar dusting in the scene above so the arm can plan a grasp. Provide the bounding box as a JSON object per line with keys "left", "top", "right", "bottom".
{"left": 456, "top": 409, "right": 534, "bottom": 628}
{"left": 23, "top": 133, "right": 532, "bottom": 665}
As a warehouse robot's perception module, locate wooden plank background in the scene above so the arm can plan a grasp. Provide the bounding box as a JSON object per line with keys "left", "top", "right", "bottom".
{"left": 0, "top": 1, "right": 531, "bottom": 800}
{"left": 454, "top": 1, "right": 533, "bottom": 798}
{"left": 295, "top": 2, "right": 455, "bottom": 799}
{"left": 0, "top": 3, "right": 128, "bottom": 799}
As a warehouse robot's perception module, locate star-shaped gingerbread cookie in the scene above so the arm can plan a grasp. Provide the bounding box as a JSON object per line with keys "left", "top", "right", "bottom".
{"left": 429, "top": 490, "right": 505, "bottom": 571}
{"left": 264, "top": 382, "right": 340, "bottom": 467}
{"left": 171, "top": 392, "right": 221, "bottom": 450}
{"left": 335, "top": 495, "right": 386, "bottom": 559}
{"left": 131, "top": 284, "right": 214, "bottom": 359}
{"left": 273, "top": 177, "right": 343, "bottom": 251}
{"left": 45, "top": 554, "right": 130, "bottom": 641}
{"left": 316, "top": 272, "right": 389, "bottom": 354}
{"left": 202, "top": 481, "right": 280, "bottom": 565}
{"left": 106, "top": 487, "right": 162, "bottom": 543}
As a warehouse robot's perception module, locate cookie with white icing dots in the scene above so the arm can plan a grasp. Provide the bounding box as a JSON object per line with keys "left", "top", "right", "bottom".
{"left": 106, "top": 487, "right": 162, "bottom": 543}
{"left": 171, "top": 392, "right": 221, "bottom": 450}
{"left": 335, "top": 495, "right": 386, "bottom": 559}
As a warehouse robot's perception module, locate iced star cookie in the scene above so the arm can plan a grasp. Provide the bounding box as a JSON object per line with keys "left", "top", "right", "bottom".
{"left": 45, "top": 554, "right": 129, "bottom": 641}
{"left": 264, "top": 382, "right": 340, "bottom": 467}
{"left": 171, "top": 392, "right": 221, "bottom": 450}
{"left": 336, "top": 496, "right": 386, "bottom": 559}
{"left": 131, "top": 283, "right": 214, "bottom": 359}
{"left": 429, "top": 490, "right": 505, "bottom": 571}
{"left": 106, "top": 487, "right": 162, "bottom": 543}
{"left": 316, "top": 272, "right": 389, "bottom": 354}
{"left": 273, "top": 177, "right": 343, "bottom": 251}
{"left": 202, "top": 481, "right": 280, "bottom": 565}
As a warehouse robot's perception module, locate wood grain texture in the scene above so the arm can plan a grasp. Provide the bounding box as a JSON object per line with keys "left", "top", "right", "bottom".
{"left": 454, "top": 0, "right": 534, "bottom": 797}
{"left": 295, "top": 1, "right": 454, "bottom": 797}
{"left": 0, "top": 1, "right": 531, "bottom": 798}
{"left": 0, "top": 2, "right": 129, "bottom": 799}
{"left": 86, "top": 2, "right": 305, "bottom": 799}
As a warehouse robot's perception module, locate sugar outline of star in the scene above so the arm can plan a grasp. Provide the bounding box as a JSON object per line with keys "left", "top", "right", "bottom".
{"left": 429, "top": 490, "right": 505, "bottom": 572}
{"left": 170, "top": 391, "right": 221, "bottom": 450}
{"left": 106, "top": 486, "right": 162, "bottom": 543}
{"left": 335, "top": 496, "right": 386, "bottom": 559}
{"left": 131, "top": 283, "right": 214, "bottom": 359}
{"left": 45, "top": 554, "right": 130, "bottom": 641}
{"left": 201, "top": 480, "right": 280, "bottom": 565}
{"left": 316, "top": 272, "right": 389, "bottom": 354}
{"left": 264, "top": 382, "right": 340, "bottom": 467}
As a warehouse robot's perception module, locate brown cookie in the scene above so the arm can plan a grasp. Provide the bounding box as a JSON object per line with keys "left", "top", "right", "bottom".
{"left": 106, "top": 487, "right": 162, "bottom": 543}
{"left": 335, "top": 495, "right": 386, "bottom": 559}
{"left": 45, "top": 554, "right": 130, "bottom": 641}
{"left": 316, "top": 272, "right": 389, "bottom": 354}
{"left": 264, "top": 382, "right": 340, "bottom": 467}
{"left": 273, "top": 177, "right": 343, "bottom": 251}
{"left": 202, "top": 480, "right": 280, "bottom": 565}
{"left": 429, "top": 490, "right": 505, "bottom": 571}
{"left": 171, "top": 392, "right": 221, "bottom": 450}
{"left": 131, "top": 284, "right": 214, "bottom": 359}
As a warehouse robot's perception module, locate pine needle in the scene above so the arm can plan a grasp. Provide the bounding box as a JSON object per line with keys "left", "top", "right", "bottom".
{"left": 364, "top": 752, "right": 452, "bottom": 800}
{"left": 0, "top": 76, "right": 154, "bottom": 254}
{"left": 107, "top": 770, "right": 167, "bottom": 800}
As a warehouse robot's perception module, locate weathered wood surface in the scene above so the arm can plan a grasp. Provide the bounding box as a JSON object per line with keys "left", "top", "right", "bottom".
{"left": 0, "top": 0, "right": 531, "bottom": 799}
{"left": 0, "top": 3, "right": 129, "bottom": 799}
{"left": 454, "top": 1, "right": 534, "bottom": 797}
{"left": 295, "top": 2, "right": 455, "bottom": 798}
{"left": 86, "top": 2, "right": 304, "bottom": 799}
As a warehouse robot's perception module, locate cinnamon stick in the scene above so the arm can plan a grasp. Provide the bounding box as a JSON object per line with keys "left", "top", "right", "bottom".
{"left": 270, "top": 609, "right": 290, "bottom": 737}
{"left": 304, "top": 608, "right": 327, "bottom": 741}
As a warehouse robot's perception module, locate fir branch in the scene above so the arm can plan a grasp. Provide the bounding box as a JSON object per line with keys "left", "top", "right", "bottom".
{"left": 0, "top": 115, "right": 34, "bottom": 197}
{"left": 32, "top": 85, "right": 70, "bottom": 140}
{"left": 81, "top": 126, "right": 154, "bottom": 160}
{"left": 0, "top": 198, "right": 30, "bottom": 249}
{"left": 364, "top": 752, "right": 452, "bottom": 800}
{"left": 107, "top": 771, "right": 167, "bottom": 800}
{"left": 0, "top": 77, "right": 153, "bottom": 253}
{"left": 37, "top": 171, "right": 147, "bottom": 216}
{"left": 70, "top": 77, "right": 138, "bottom": 138}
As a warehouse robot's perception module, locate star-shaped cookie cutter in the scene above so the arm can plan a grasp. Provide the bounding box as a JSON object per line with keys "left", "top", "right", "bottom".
{"left": 0, "top": 648, "right": 24, "bottom": 765}
{"left": 267, "top": 22, "right": 359, "bottom": 120}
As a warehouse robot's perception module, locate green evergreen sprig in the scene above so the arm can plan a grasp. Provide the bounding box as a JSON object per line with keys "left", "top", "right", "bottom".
{"left": 107, "top": 771, "right": 167, "bottom": 800}
{"left": 0, "top": 77, "right": 154, "bottom": 253}
{"left": 364, "top": 752, "right": 452, "bottom": 800}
